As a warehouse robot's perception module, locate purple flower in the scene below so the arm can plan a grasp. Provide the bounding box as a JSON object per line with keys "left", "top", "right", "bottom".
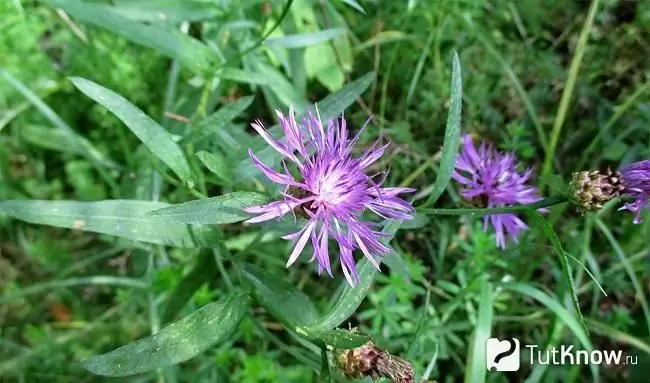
{"left": 453, "top": 134, "right": 543, "bottom": 248}
{"left": 244, "top": 106, "right": 415, "bottom": 285}
{"left": 619, "top": 160, "right": 650, "bottom": 224}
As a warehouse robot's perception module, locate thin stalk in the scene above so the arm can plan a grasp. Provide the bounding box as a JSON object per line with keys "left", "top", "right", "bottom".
{"left": 541, "top": 0, "right": 600, "bottom": 184}
{"left": 417, "top": 195, "right": 568, "bottom": 216}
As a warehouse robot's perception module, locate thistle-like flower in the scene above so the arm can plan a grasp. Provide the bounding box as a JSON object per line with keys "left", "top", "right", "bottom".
{"left": 453, "top": 134, "right": 543, "bottom": 248}
{"left": 244, "top": 106, "right": 415, "bottom": 285}
{"left": 618, "top": 160, "right": 650, "bottom": 224}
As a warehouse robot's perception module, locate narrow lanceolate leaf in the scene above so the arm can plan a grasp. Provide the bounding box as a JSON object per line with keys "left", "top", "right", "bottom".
{"left": 423, "top": 51, "right": 462, "bottom": 207}
{"left": 182, "top": 96, "right": 254, "bottom": 144}
{"left": 146, "top": 192, "right": 269, "bottom": 225}
{"left": 196, "top": 151, "right": 233, "bottom": 184}
{"left": 235, "top": 72, "right": 375, "bottom": 180}
{"left": 0, "top": 69, "right": 118, "bottom": 169}
{"left": 0, "top": 200, "right": 222, "bottom": 248}
{"left": 162, "top": 250, "right": 216, "bottom": 324}
{"left": 240, "top": 264, "right": 320, "bottom": 330}
{"left": 81, "top": 293, "right": 249, "bottom": 377}
{"left": 109, "top": 0, "right": 222, "bottom": 23}
{"left": 44, "top": 0, "right": 214, "bottom": 73}
{"left": 306, "top": 220, "right": 402, "bottom": 333}
{"left": 265, "top": 28, "right": 347, "bottom": 49}
{"left": 526, "top": 211, "right": 588, "bottom": 335}
{"left": 70, "top": 77, "right": 193, "bottom": 183}
{"left": 465, "top": 280, "right": 493, "bottom": 382}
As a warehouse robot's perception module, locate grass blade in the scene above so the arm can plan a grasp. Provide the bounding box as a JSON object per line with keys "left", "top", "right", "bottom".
{"left": 71, "top": 77, "right": 193, "bottom": 184}
{"left": 595, "top": 218, "right": 650, "bottom": 337}
{"left": 0, "top": 69, "right": 117, "bottom": 169}
{"left": 422, "top": 51, "right": 462, "bottom": 207}
{"left": 541, "top": 0, "right": 600, "bottom": 182}
{"left": 464, "top": 280, "right": 492, "bottom": 383}
{"left": 526, "top": 210, "right": 588, "bottom": 335}
{"left": 1, "top": 276, "right": 148, "bottom": 304}
{"left": 504, "top": 283, "right": 598, "bottom": 381}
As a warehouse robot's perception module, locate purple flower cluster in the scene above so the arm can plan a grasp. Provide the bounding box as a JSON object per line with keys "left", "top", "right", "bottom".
{"left": 244, "top": 106, "right": 414, "bottom": 285}
{"left": 453, "top": 134, "right": 543, "bottom": 248}
{"left": 619, "top": 160, "right": 650, "bottom": 224}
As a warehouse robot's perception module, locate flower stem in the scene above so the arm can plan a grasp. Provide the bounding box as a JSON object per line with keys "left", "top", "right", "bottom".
{"left": 417, "top": 195, "right": 568, "bottom": 216}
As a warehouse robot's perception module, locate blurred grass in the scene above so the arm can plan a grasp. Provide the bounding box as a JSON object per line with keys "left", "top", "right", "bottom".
{"left": 1, "top": 0, "right": 650, "bottom": 382}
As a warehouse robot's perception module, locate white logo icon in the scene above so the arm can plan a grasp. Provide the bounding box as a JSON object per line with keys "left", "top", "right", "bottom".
{"left": 486, "top": 338, "right": 520, "bottom": 371}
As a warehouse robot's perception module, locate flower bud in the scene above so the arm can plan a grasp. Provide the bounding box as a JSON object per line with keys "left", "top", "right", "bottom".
{"left": 569, "top": 169, "right": 624, "bottom": 212}
{"left": 336, "top": 341, "right": 414, "bottom": 383}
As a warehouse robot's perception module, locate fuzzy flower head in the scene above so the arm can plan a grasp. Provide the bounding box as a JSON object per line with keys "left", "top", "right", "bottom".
{"left": 453, "top": 134, "right": 543, "bottom": 248}
{"left": 619, "top": 160, "right": 650, "bottom": 224}
{"left": 244, "top": 106, "right": 415, "bottom": 285}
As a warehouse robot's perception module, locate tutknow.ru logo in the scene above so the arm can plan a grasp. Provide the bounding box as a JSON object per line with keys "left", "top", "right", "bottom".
{"left": 486, "top": 338, "right": 638, "bottom": 371}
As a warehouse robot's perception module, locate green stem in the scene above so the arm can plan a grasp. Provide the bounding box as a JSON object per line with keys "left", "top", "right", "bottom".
{"left": 541, "top": 0, "right": 600, "bottom": 185}
{"left": 417, "top": 195, "right": 568, "bottom": 216}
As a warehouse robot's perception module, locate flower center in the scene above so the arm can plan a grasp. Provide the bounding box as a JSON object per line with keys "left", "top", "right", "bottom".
{"left": 315, "top": 167, "right": 348, "bottom": 205}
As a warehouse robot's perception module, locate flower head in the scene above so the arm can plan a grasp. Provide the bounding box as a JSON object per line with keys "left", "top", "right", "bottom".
{"left": 244, "top": 106, "right": 414, "bottom": 285}
{"left": 452, "top": 134, "right": 543, "bottom": 248}
{"left": 619, "top": 160, "right": 650, "bottom": 224}
{"left": 569, "top": 169, "right": 624, "bottom": 212}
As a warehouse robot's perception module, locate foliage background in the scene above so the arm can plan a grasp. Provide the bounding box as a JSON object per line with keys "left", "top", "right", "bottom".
{"left": 1, "top": 0, "right": 649, "bottom": 382}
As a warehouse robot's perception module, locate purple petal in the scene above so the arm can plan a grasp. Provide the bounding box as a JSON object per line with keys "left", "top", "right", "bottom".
{"left": 285, "top": 220, "right": 316, "bottom": 267}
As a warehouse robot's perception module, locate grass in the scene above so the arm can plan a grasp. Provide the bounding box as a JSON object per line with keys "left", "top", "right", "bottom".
{"left": 1, "top": 0, "right": 650, "bottom": 382}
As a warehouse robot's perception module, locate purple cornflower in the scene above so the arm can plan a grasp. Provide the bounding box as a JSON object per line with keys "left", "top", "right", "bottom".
{"left": 453, "top": 134, "right": 543, "bottom": 248}
{"left": 619, "top": 160, "right": 650, "bottom": 224}
{"left": 244, "top": 106, "right": 415, "bottom": 285}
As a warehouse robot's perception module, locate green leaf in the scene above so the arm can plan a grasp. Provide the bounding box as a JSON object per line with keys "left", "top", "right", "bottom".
{"left": 382, "top": 247, "right": 410, "bottom": 281}
{"left": 464, "top": 280, "right": 492, "bottom": 382}
{"left": 82, "top": 293, "right": 249, "bottom": 377}
{"left": 255, "top": 61, "right": 308, "bottom": 110}
{"left": 217, "top": 68, "right": 271, "bottom": 85}
{"left": 0, "top": 200, "right": 222, "bottom": 248}
{"left": 341, "top": 0, "right": 365, "bottom": 13}
{"left": 240, "top": 263, "right": 320, "bottom": 329}
{"left": 265, "top": 28, "right": 347, "bottom": 49}
{"left": 595, "top": 218, "right": 650, "bottom": 337}
{"left": 146, "top": 192, "right": 268, "bottom": 225}
{"left": 70, "top": 77, "right": 193, "bottom": 183}
{"left": 318, "top": 329, "right": 370, "bottom": 349}
{"left": 306, "top": 220, "right": 402, "bottom": 333}
{"left": 196, "top": 151, "right": 233, "bottom": 184}
{"left": 423, "top": 51, "right": 462, "bottom": 207}
{"left": 109, "top": 0, "right": 222, "bottom": 23}
{"left": 1, "top": 276, "right": 148, "bottom": 305}
{"left": 235, "top": 72, "right": 375, "bottom": 180}
{"left": 182, "top": 96, "right": 254, "bottom": 144}
{"left": 526, "top": 211, "right": 588, "bottom": 335}
{"left": 502, "top": 283, "right": 596, "bottom": 371}
{"left": 162, "top": 250, "right": 216, "bottom": 324}
{"left": 20, "top": 124, "right": 111, "bottom": 164}
{"left": 44, "top": 0, "right": 214, "bottom": 74}
{"left": 0, "top": 69, "right": 118, "bottom": 169}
